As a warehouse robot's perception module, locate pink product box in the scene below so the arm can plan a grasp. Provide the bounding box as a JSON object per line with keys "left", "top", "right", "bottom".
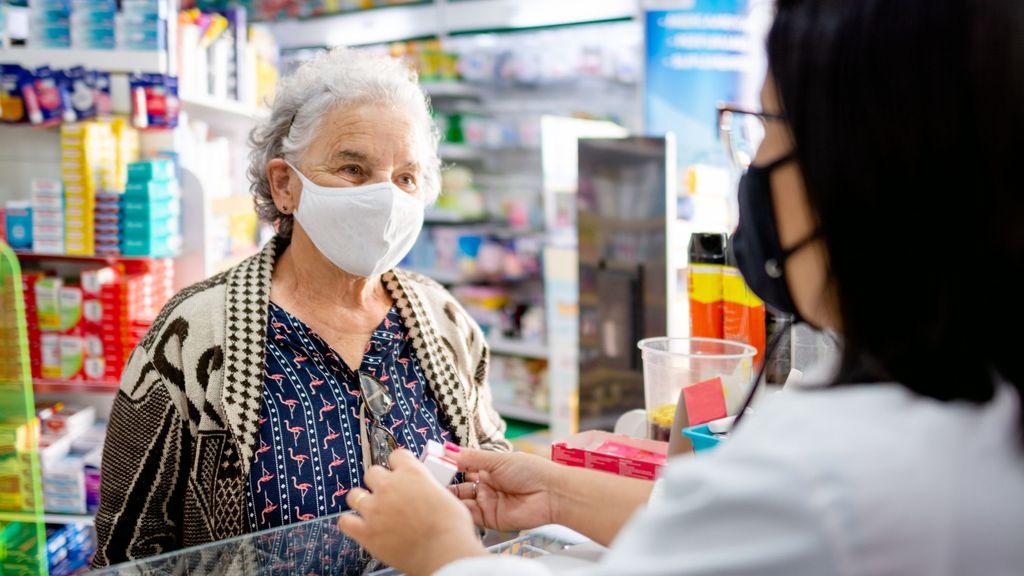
{"left": 552, "top": 430, "right": 668, "bottom": 481}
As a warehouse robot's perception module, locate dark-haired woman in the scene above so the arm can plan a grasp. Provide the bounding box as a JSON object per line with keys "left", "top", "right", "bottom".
{"left": 332, "top": 1, "right": 1024, "bottom": 574}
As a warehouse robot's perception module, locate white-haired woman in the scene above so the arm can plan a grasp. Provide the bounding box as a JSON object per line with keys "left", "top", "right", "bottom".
{"left": 92, "top": 48, "right": 511, "bottom": 569}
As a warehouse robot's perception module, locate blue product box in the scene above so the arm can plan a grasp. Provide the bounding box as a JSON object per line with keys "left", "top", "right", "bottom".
{"left": 70, "top": 0, "right": 117, "bottom": 10}
{"left": 30, "top": 0, "right": 72, "bottom": 11}
{"left": 117, "top": 25, "right": 165, "bottom": 50}
{"left": 127, "top": 159, "right": 175, "bottom": 182}
{"left": 72, "top": 25, "right": 116, "bottom": 49}
{"left": 4, "top": 202, "right": 33, "bottom": 249}
{"left": 122, "top": 196, "right": 180, "bottom": 220}
{"left": 71, "top": 11, "right": 116, "bottom": 27}
{"left": 123, "top": 215, "right": 178, "bottom": 237}
{"left": 122, "top": 233, "right": 180, "bottom": 257}
{"left": 124, "top": 178, "right": 176, "bottom": 198}
{"left": 121, "top": 0, "right": 167, "bottom": 15}
{"left": 30, "top": 25, "right": 72, "bottom": 48}
{"left": 30, "top": 9, "right": 71, "bottom": 25}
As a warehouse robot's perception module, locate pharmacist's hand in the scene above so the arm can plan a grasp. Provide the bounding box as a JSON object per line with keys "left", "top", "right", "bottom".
{"left": 338, "top": 450, "right": 486, "bottom": 576}
{"left": 449, "top": 448, "right": 560, "bottom": 532}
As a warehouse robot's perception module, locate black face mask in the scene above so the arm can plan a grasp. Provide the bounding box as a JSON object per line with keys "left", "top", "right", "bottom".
{"left": 730, "top": 154, "right": 820, "bottom": 321}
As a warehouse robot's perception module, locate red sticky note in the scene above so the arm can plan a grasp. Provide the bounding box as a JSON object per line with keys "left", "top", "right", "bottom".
{"left": 682, "top": 376, "right": 727, "bottom": 426}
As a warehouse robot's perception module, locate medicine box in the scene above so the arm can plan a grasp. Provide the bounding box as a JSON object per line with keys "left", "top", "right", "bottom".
{"left": 33, "top": 237, "right": 65, "bottom": 254}
{"left": 127, "top": 158, "right": 175, "bottom": 182}
{"left": 552, "top": 430, "right": 668, "bottom": 481}
{"left": 124, "top": 178, "right": 176, "bottom": 199}
{"left": 35, "top": 277, "right": 63, "bottom": 330}
{"left": 123, "top": 196, "right": 180, "bottom": 219}
{"left": 33, "top": 208, "right": 64, "bottom": 227}
{"left": 4, "top": 201, "right": 32, "bottom": 249}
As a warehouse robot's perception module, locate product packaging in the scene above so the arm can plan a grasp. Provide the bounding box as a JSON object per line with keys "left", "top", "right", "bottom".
{"left": 687, "top": 232, "right": 728, "bottom": 339}
{"left": 129, "top": 73, "right": 179, "bottom": 129}
{"left": 723, "top": 239, "right": 766, "bottom": 368}
{"left": 20, "top": 66, "right": 73, "bottom": 126}
{"left": 1, "top": 64, "right": 28, "bottom": 123}
{"left": 65, "top": 67, "right": 97, "bottom": 119}
{"left": 4, "top": 201, "right": 33, "bottom": 249}
{"left": 552, "top": 430, "right": 668, "bottom": 481}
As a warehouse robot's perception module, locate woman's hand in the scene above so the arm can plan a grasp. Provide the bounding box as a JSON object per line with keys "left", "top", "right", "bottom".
{"left": 448, "top": 448, "right": 562, "bottom": 532}
{"left": 338, "top": 450, "right": 487, "bottom": 576}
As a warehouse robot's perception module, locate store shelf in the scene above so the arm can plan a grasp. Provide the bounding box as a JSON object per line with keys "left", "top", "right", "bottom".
{"left": 33, "top": 378, "right": 119, "bottom": 394}
{"left": 0, "top": 511, "right": 95, "bottom": 525}
{"left": 489, "top": 337, "right": 548, "bottom": 360}
{"left": 180, "top": 96, "right": 265, "bottom": 122}
{"left": 0, "top": 47, "right": 168, "bottom": 74}
{"left": 14, "top": 251, "right": 171, "bottom": 263}
{"left": 268, "top": 0, "right": 636, "bottom": 50}
{"left": 404, "top": 266, "right": 539, "bottom": 285}
{"left": 494, "top": 402, "right": 550, "bottom": 425}
{"left": 439, "top": 143, "right": 484, "bottom": 161}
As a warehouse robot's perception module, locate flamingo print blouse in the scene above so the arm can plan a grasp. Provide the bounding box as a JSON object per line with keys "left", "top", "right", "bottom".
{"left": 246, "top": 301, "right": 454, "bottom": 533}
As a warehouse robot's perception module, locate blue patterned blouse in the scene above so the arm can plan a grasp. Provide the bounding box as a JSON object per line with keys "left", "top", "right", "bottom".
{"left": 246, "top": 302, "right": 454, "bottom": 534}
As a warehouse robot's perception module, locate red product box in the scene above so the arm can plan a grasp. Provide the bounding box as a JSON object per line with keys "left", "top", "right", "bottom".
{"left": 552, "top": 431, "right": 668, "bottom": 481}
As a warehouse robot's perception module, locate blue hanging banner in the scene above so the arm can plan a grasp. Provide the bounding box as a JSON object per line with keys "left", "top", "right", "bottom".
{"left": 644, "top": 1, "right": 762, "bottom": 171}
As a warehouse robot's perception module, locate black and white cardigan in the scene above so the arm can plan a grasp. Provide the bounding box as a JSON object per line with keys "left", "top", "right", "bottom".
{"left": 92, "top": 236, "right": 512, "bottom": 568}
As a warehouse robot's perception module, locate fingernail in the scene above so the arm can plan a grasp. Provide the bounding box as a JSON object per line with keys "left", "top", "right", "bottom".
{"left": 444, "top": 441, "right": 461, "bottom": 453}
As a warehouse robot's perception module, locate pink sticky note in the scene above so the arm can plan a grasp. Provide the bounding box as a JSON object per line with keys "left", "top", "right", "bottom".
{"left": 682, "top": 376, "right": 727, "bottom": 426}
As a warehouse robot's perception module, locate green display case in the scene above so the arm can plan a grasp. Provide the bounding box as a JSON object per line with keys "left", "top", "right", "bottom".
{"left": 0, "top": 240, "right": 47, "bottom": 575}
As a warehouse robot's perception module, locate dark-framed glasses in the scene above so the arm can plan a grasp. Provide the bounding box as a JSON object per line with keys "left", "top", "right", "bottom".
{"left": 358, "top": 372, "right": 398, "bottom": 470}
{"left": 717, "top": 104, "right": 786, "bottom": 172}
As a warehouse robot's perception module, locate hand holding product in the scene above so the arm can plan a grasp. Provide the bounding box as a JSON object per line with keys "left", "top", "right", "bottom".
{"left": 337, "top": 449, "right": 486, "bottom": 576}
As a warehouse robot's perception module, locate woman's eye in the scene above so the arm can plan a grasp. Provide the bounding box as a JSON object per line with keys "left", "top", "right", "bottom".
{"left": 341, "top": 165, "right": 363, "bottom": 176}
{"left": 399, "top": 175, "right": 416, "bottom": 186}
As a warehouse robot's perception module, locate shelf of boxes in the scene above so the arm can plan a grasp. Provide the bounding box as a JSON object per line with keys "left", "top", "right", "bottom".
{"left": 0, "top": 511, "right": 95, "bottom": 525}
{"left": 0, "top": 48, "right": 169, "bottom": 74}
{"left": 33, "top": 378, "right": 120, "bottom": 394}
{"left": 14, "top": 251, "right": 172, "bottom": 263}
{"left": 266, "top": 0, "right": 637, "bottom": 49}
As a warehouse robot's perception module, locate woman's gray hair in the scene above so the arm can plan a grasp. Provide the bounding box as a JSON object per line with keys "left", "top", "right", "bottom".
{"left": 248, "top": 47, "right": 442, "bottom": 238}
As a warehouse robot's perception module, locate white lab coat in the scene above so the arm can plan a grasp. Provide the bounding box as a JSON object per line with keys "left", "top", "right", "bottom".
{"left": 438, "top": 382, "right": 1024, "bottom": 576}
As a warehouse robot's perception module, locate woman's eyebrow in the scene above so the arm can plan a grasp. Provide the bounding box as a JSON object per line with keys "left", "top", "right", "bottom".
{"left": 335, "top": 149, "right": 370, "bottom": 162}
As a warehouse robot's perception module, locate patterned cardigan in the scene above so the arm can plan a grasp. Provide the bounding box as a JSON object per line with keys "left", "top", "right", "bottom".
{"left": 91, "top": 236, "right": 512, "bottom": 568}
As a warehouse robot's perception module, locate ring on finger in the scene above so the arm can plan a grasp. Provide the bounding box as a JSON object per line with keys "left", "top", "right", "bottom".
{"left": 352, "top": 491, "right": 369, "bottom": 513}
{"left": 471, "top": 480, "right": 480, "bottom": 499}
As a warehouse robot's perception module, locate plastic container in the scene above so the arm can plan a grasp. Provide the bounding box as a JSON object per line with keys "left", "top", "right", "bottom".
{"left": 682, "top": 424, "right": 723, "bottom": 453}
{"left": 638, "top": 337, "right": 756, "bottom": 441}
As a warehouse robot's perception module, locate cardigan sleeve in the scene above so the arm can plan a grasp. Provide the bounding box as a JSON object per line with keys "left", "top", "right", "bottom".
{"left": 470, "top": 336, "right": 513, "bottom": 452}
{"left": 92, "top": 345, "right": 192, "bottom": 568}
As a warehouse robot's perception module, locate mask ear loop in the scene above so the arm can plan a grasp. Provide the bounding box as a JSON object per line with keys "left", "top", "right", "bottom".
{"left": 732, "top": 315, "right": 793, "bottom": 429}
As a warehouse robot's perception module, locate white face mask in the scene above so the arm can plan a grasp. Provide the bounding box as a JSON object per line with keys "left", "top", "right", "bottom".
{"left": 287, "top": 162, "right": 425, "bottom": 277}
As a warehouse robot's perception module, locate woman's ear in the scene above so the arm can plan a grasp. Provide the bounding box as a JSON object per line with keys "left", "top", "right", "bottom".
{"left": 268, "top": 158, "right": 300, "bottom": 214}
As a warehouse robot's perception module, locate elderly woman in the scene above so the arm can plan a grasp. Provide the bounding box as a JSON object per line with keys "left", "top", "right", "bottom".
{"left": 91, "top": 48, "right": 511, "bottom": 568}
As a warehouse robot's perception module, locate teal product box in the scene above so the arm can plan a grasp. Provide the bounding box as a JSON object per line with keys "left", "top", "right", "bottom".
{"left": 127, "top": 159, "right": 175, "bottom": 182}
{"left": 122, "top": 196, "right": 180, "bottom": 220}
{"left": 124, "top": 178, "right": 176, "bottom": 199}
{"left": 4, "top": 201, "right": 33, "bottom": 249}
{"left": 682, "top": 424, "right": 724, "bottom": 453}
{"left": 122, "top": 233, "right": 180, "bottom": 257}
{"left": 123, "top": 215, "right": 178, "bottom": 237}
{"left": 71, "top": 11, "right": 116, "bottom": 27}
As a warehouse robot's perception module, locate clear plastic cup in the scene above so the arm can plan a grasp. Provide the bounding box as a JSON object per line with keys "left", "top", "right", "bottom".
{"left": 637, "top": 337, "right": 757, "bottom": 441}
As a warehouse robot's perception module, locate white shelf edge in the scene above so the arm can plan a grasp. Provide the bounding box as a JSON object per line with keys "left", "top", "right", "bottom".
{"left": 422, "top": 82, "right": 482, "bottom": 99}
{"left": 438, "top": 143, "right": 484, "bottom": 161}
{"left": 180, "top": 96, "right": 266, "bottom": 121}
{"left": 0, "top": 511, "right": 95, "bottom": 525}
{"left": 0, "top": 47, "right": 168, "bottom": 74}
{"left": 268, "top": 0, "right": 637, "bottom": 50}
{"left": 489, "top": 338, "right": 548, "bottom": 360}
{"left": 494, "top": 402, "right": 550, "bottom": 425}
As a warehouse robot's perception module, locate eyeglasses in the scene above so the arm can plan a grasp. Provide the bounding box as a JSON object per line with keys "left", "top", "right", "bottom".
{"left": 717, "top": 104, "right": 787, "bottom": 172}
{"left": 358, "top": 372, "right": 398, "bottom": 471}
